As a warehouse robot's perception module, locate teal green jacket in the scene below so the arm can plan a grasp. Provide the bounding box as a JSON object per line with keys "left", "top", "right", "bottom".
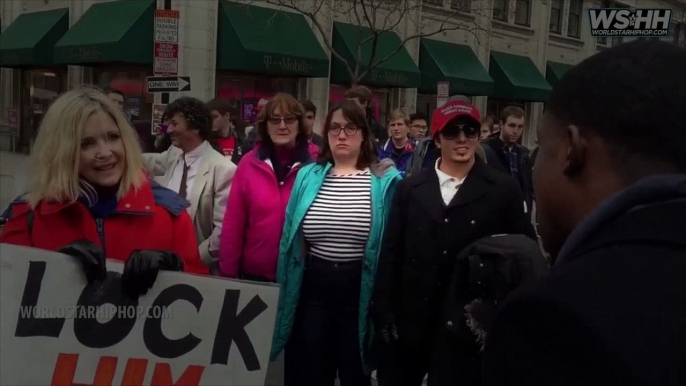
{"left": 270, "top": 160, "right": 401, "bottom": 372}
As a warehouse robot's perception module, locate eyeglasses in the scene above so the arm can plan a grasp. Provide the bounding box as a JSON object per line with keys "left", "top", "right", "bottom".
{"left": 410, "top": 124, "right": 428, "bottom": 130}
{"left": 441, "top": 124, "right": 479, "bottom": 140}
{"left": 268, "top": 117, "right": 297, "bottom": 125}
{"left": 329, "top": 123, "right": 360, "bottom": 136}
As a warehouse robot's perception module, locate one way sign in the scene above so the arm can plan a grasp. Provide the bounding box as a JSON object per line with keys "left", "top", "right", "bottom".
{"left": 147, "top": 76, "right": 191, "bottom": 93}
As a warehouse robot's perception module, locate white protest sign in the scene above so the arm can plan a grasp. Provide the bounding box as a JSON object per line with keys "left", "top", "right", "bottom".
{"left": 0, "top": 244, "right": 280, "bottom": 386}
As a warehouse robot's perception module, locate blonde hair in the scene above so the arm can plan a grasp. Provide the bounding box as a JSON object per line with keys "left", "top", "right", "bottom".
{"left": 26, "top": 86, "right": 145, "bottom": 208}
{"left": 387, "top": 109, "right": 410, "bottom": 125}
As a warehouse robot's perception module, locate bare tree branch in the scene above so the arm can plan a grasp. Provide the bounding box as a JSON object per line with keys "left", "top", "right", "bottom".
{"left": 257, "top": 0, "right": 496, "bottom": 86}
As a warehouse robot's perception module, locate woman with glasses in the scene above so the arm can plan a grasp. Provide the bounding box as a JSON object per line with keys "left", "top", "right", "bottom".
{"left": 271, "top": 100, "right": 402, "bottom": 385}
{"left": 218, "top": 93, "right": 319, "bottom": 282}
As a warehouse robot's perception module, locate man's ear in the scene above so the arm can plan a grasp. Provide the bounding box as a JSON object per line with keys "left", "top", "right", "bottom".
{"left": 563, "top": 125, "right": 587, "bottom": 178}
{"left": 434, "top": 136, "right": 441, "bottom": 149}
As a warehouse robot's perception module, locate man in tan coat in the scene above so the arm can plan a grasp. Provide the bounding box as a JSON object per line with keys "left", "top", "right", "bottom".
{"left": 144, "top": 97, "right": 236, "bottom": 275}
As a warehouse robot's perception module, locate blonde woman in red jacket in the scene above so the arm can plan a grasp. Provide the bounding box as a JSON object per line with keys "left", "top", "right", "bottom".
{"left": 0, "top": 87, "right": 207, "bottom": 297}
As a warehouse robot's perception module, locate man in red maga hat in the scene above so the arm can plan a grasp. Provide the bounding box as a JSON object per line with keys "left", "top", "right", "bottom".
{"left": 372, "top": 99, "right": 536, "bottom": 385}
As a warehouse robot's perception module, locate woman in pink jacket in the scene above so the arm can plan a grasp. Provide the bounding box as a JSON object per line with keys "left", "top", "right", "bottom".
{"left": 219, "top": 93, "right": 319, "bottom": 281}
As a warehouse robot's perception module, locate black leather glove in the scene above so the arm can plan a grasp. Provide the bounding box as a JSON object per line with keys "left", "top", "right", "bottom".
{"left": 58, "top": 239, "right": 106, "bottom": 284}
{"left": 121, "top": 250, "right": 184, "bottom": 299}
{"left": 377, "top": 323, "right": 399, "bottom": 345}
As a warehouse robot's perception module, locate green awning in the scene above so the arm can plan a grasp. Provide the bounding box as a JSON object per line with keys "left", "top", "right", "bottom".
{"left": 217, "top": 1, "right": 329, "bottom": 77}
{"left": 0, "top": 8, "right": 69, "bottom": 67}
{"left": 330, "top": 22, "right": 420, "bottom": 88}
{"left": 54, "top": 0, "right": 155, "bottom": 65}
{"left": 419, "top": 39, "right": 494, "bottom": 96}
{"left": 489, "top": 51, "right": 552, "bottom": 102}
{"left": 546, "top": 61, "right": 574, "bottom": 87}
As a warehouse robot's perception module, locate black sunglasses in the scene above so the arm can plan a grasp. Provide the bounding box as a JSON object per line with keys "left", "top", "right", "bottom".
{"left": 441, "top": 123, "right": 479, "bottom": 140}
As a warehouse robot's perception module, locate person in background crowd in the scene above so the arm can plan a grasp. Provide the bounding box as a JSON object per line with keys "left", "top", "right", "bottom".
{"left": 372, "top": 100, "right": 535, "bottom": 386}
{"left": 409, "top": 112, "right": 429, "bottom": 143}
{"left": 219, "top": 93, "right": 319, "bottom": 282}
{"left": 480, "top": 116, "right": 494, "bottom": 140}
{"left": 345, "top": 85, "right": 387, "bottom": 144}
{"left": 271, "top": 100, "right": 401, "bottom": 386}
{"left": 143, "top": 97, "right": 236, "bottom": 275}
{"left": 104, "top": 87, "right": 125, "bottom": 113}
{"left": 407, "top": 97, "right": 488, "bottom": 177}
{"left": 483, "top": 39, "right": 686, "bottom": 386}
{"left": 301, "top": 99, "right": 325, "bottom": 149}
{"left": 378, "top": 109, "right": 414, "bottom": 177}
{"left": 207, "top": 98, "right": 249, "bottom": 165}
{"left": 151, "top": 112, "right": 173, "bottom": 153}
{"left": 482, "top": 107, "right": 534, "bottom": 219}
{"left": 245, "top": 98, "right": 269, "bottom": 143}
{"left": 0, "top": 87, "right": 208, "bottom": 294}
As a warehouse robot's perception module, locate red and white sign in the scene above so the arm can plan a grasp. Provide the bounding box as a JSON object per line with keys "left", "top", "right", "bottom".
{"left": 154, "top": 10, "right": 179, "bottom": 43}
{"left": 154, "top": 42, "right": 178, "bottom": 75}
{"left": 154, "top": 9, "right": 180, "bottom": 76}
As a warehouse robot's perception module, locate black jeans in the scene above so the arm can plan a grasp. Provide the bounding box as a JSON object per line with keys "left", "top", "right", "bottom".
{"left": 284, "top": 258, "right": 370, "bottom": 386}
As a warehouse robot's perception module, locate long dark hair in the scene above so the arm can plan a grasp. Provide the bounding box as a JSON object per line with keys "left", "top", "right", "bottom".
{"left": 317, "top": 100, "right": 379, "bottom": 169}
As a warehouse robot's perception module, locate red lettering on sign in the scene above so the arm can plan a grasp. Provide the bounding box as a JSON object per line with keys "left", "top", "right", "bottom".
{"left": 51, "top": 354, "right": 117, "bottom": 386}
{"left": 121, "top": 358, "right": 148, "bottom": 385}
{"left": 50, "top": 354, "right": 204, "bottom": 386}
{"left": 150, "top": 363, "right": 204, "bottom": 386}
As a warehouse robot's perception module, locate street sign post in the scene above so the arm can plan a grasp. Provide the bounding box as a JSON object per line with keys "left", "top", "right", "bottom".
{"left": 437, "top": 81, "right": 449, "bottom": 108}
{"left": 147, "top": 76, "right": 192, "bottom": 93}
{"left": 154, "top": 7, "right": 179, "bottom": 103}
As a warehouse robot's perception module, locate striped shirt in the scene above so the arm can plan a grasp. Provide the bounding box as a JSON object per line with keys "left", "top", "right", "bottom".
{"left": 303, "top": 169, "right": 372, "bottom": 262}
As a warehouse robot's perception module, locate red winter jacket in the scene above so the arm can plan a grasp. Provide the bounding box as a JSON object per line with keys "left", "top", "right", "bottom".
{"left": 0, "top": 177, "right": 208, "bottom": 275}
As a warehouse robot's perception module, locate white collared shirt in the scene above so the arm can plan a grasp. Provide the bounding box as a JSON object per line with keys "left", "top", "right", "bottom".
{"left": 435, "top": 158, "right": 467, "bottom": 206}
{"left": 167, "top": 141, "right": 209, "bottom": 199}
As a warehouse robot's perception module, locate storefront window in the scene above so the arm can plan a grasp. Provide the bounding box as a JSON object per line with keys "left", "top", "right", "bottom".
{"left": 217, "top": 75, "right": 298, "bottom": 125}
{"left": 13, "top": 69, "right": 68, "bottom": 154}
{"left": 328, "top": 84, "right": 390, "bottom": 127}
{"left": 94, "top": 68, "right": 153, "bottom": 150}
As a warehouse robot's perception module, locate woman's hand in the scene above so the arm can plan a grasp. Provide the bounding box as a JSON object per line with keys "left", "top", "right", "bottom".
{"left": 58, "top": 239, "right": 107, "bottom": 284}
{"left": 121, "top": 250, "right": 184, "bottom": 299}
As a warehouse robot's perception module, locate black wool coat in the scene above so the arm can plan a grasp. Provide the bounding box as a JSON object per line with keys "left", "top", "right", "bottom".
{"left": 371, "top": 158, "right": 536, "bottom": 350}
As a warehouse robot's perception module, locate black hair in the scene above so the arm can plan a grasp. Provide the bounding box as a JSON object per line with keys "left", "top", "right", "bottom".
{"left": 547, "top": 39, "right": 686, "bottom": 179}
{"left": 410, "top": 112, "right": 428, "bottom": 122}
{"left": 318, "top": 100, "right": 378, "bottom": 169}
{"left": 103, "top": 87, "right": 124, "bottom": 98}
{"left": 206, "top": 98, "right": 235, "bottom": 117}
{"left": 164, "top": 97, "right": 212, "bottom": 140}
{"left": 301, "top": 100, "right": 317, "bottom": 115}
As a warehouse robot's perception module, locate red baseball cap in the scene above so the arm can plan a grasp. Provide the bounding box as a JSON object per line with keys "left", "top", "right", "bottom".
{"left": 430, "top": 100, "right": 481, "bottom": 137}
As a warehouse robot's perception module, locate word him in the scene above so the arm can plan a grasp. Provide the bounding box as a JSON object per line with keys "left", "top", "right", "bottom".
{"left": 52, "top": 353, "right": 203, "bottom": 386}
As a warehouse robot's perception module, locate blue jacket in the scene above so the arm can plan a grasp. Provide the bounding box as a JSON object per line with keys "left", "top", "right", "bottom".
{"left": 377, "top": 139, "right": 415, "bottom": 177}
{"left": 270, "top": 160, "right": 402, "bottom": 372}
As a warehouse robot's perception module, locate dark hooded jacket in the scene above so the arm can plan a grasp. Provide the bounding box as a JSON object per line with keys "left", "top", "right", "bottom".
{"left": 483, "top": 174, "right": 686, "bottom": 386}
